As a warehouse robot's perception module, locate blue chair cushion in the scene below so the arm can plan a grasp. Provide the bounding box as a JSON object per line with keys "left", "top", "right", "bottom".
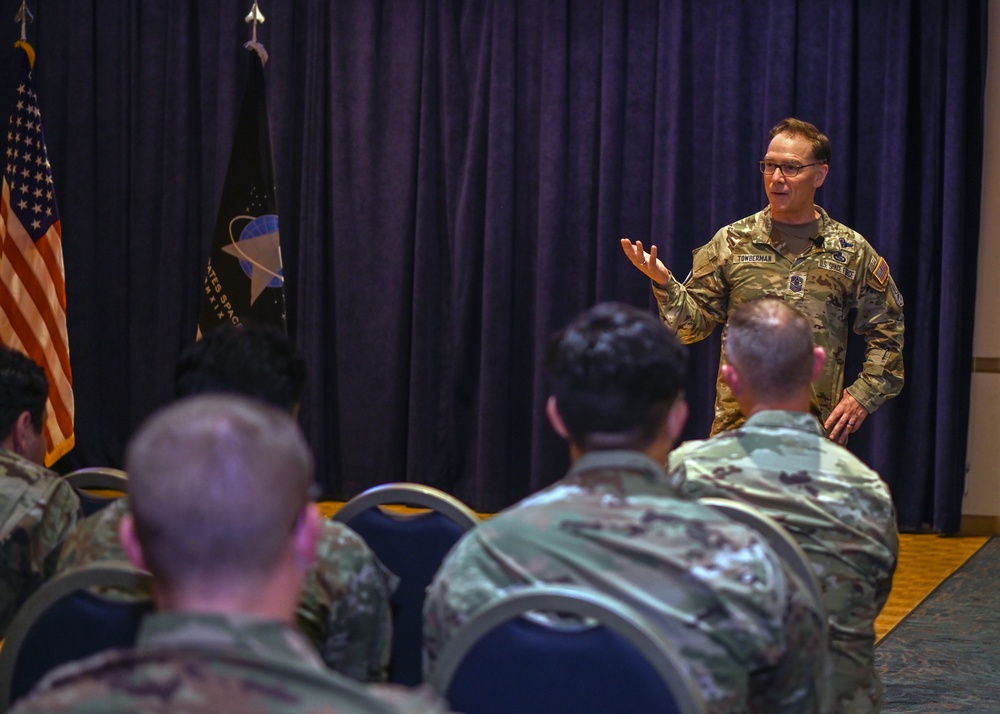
{"left": 345, "top": 507, "right": 468, "bottom": 685}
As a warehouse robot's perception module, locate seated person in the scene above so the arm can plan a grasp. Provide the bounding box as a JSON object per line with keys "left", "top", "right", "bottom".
{"left": 55, "top": 325, "right": 396, "bottom": 682}
{"left": 12, "top": 396, "right": 447, "bottom": 713}
{"left": 669, "top": 297, "right": 899, "bottom": 712}
{"left": 0, "top": 345, "right": 80, "bottom": 636}
{"left": 423, "top": 302, "right": 831, "bottom": 714}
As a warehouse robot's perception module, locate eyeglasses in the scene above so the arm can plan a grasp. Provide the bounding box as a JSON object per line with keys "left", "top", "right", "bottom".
{"left": 759, "top": 160, "right": 824, "bottom": 177}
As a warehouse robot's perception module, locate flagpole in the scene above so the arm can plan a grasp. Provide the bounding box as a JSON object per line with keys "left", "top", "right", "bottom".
{"left": 244, "top": 1, "right": 268, "bottom": 64}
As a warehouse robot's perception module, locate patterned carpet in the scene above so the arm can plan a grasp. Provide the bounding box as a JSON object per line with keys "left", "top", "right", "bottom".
{"left": 876, "top": 536, "right": 998, "bottom": 712}
{"left": 875, "top": 534, "right": 990, "bottom": 642}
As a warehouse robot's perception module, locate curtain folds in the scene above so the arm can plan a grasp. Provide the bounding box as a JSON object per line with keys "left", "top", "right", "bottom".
{"left": 0, "top": 0, "right": 985, "bottom": 530}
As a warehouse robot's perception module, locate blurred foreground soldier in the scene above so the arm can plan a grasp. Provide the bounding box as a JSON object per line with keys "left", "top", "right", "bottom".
{"left": 669, "top": 297, "right": 899, "bottom": 713}
{"left": 0, "top": 345, "right": 80, "bottom": 635}
{"left": 56, "top": 325, "right": 396, "bottom": 682}
{"left": 622, "top": 117, "right": 904, "bottom": 444}
{"left": 424, "top": 302, "right": 831, "bottom": 713}
{"left": 12, "top": 396, "right": 448, "bottom": 713}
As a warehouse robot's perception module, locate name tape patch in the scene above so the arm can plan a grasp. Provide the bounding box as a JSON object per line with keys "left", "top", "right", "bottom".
{"left": 736, "top": 255, "right": 775, "bottom": 263}
{"left": 819, "top": 260, "right": 856, "bottom": 280}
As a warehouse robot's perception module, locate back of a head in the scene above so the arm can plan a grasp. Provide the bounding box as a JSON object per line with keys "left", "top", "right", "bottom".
{"left": 0, "top": 346, "right": 48, "bottom": 441}
{"left": 124, "top": 394, "right": 314, "bottom": 589}
{"left": 545, "top": 302, "right": 687, "bottom": 450}
{"left": 725, "top": 298, "right": 814, "bottom": 400}
{"left": 770, "top": 117, "right": 832, "bottom": 164}
{"left": 174, "top": 325, "right": 306, "bottom": 412}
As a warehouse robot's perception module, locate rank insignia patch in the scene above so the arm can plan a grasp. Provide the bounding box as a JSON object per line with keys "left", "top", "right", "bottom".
{"left": 789, "top": 274, "right": 805, "bottom": 293}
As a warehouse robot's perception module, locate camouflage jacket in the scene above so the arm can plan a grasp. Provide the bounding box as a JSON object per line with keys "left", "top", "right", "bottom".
{"left": 424, "top": 450, "right": 832, "bottom": 714}
{"left": 56, "top": 498, "right": 398, "bottom": 683}
{"left": 10, "top": 611, "right": 450, "bottom": 713}
{"left": 0, "top": 448, "right": 81, "bottom": 636}
{"left": 652, "top": 205, "right": 904, "bottom": 434}
{"left": 669, "top": 410, "right": 899, "bottom": 713}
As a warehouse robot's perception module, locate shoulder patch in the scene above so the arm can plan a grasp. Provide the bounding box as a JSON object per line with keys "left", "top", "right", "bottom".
{"left": 871, "top": 257, "right": 890, "bottom": 286}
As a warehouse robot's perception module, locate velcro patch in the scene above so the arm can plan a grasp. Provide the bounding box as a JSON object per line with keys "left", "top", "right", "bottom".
{"left": 736, "top": 254, "right": 775, "bottom": 263}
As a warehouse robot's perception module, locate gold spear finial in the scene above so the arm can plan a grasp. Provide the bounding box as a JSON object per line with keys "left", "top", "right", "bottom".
{"left": 14, "top": 1, "right": 33, "bottom": 43}
{"left": 244, "top": 1, "right": 268, "bottom": 63}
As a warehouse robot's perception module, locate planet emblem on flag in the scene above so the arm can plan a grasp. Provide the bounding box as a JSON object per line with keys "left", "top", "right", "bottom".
{"left": 235, "top": 214, "right": 283, "bottom": 287}
{"left": 221, "top": 213, "right": 284, "bottom": 305}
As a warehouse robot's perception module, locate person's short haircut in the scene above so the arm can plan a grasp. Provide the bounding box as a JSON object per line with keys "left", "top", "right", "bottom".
{"left": 174, "top": 325, "right": 306, "bottom": 412}
{"left": 124, "top": 394, "right": 314, "bottom": 588}
{"left": 725, "top": 298, "right": 815, "bottom": 400}
{"left": 0, "top": 346, "right": 48, "bottom": 439}
{"left": 545, "top": 302, "right": 687, "bottom": 450}
{"left": 770, "top": 117, "right": 832, "bottom": 165}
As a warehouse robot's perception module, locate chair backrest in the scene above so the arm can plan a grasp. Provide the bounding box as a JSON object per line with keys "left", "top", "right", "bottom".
{"left": 332, "top": 483, "right": 479, "bottom": 685}
{"left": 63, "top": 467, "right": 129, "bottom": 517}
{"left": 699, "top": 497, "right": 825, "bottom": 613}
{"left": 428, "top": 585, "right": 707, "bottom": 714}
{"left": 0, "top": 561, "right": 152, "bottom": 710}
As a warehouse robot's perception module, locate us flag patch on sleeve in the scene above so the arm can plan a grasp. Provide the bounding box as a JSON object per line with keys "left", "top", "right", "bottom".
{"left": 872, "top": 257, "right": 890, "bottom": 286}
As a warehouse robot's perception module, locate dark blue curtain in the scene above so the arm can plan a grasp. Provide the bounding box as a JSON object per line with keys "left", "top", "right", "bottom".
{"left": 0, "top": 0, "right": 985, "bottom": 531}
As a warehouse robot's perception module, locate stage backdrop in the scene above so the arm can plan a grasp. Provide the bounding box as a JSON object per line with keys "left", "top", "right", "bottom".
{"left": 0, "top": 0, "right": 985, "bottom": 532}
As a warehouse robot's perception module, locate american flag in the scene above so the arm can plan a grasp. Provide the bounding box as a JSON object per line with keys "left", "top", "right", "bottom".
{"left": 0, "top": 43, "right": 73, "bottom": 466}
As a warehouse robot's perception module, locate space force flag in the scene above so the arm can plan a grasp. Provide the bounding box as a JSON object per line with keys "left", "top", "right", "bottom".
{"left": 198, "top": 49, "right": 286, "bottom": 336}
{"left": 0, "top": 41, "right": 74, "bottom": 466}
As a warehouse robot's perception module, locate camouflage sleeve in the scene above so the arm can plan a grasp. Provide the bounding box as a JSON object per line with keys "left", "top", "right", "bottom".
{"left": 748, "top": 568, "right": 833, "bottom": 714}
{"left": 299, "top": 521, "right": 398, "bottom": 682}
{"left": 651, "top": 227, "right": 730, "bottom": 344}
{"left": 845, "top": 245, "right": 905, "bottom": 413}
{"left": 55, "top": 497, "right": 130, "bottom": 575}
{"left": 0, "top": 473, "right": 82, "bottom": 634}
{"left": 34, "top": 477, "right": 82, "bottom": 580}
{"left": 421, "top": 537, "right": 510, "bottom": 678}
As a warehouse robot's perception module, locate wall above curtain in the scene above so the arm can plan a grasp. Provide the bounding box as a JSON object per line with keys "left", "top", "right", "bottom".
{"left": 0, "top": 0, "right": 985, "bottom": 531}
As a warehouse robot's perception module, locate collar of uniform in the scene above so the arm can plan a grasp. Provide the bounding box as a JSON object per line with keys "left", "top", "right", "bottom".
{"left": 566, "top": 449, "right": 670, "bottom": 485}
{"left": 137, "top": 611, "right": 327, "bottom": 671}
{"left": 753, "top": 205, "right": 839, "bottom": 252}
{"left": 743, "top": 409, "right": 824, "bottom": 435}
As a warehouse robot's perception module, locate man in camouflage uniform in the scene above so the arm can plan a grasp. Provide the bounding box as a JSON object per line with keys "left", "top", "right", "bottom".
{"left": 55, "top": 325, "right": 396, "bottom": 682}
{"left": 12, "top": 395, "right": 449, "bottom": 714}
{"left": 669, "top": 297, "right": 899, "bottom": 713}
{"left": 423, "top": 303, "right": 831, "bottom": 714}
{"left": 0, "top": 345, "right": 81, "bottom": 636}
{"left": 622, "top": 117, "right": 904, "bottom": 444}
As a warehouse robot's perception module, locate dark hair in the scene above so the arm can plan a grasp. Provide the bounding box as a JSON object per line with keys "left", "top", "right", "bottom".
{"left": 174, "top": 325, "right": 307, "bottom": 412}
{"left": 545, "top": 303, "right": 687, "bottom": 450}
{"left": 770, "top": 117, "right": 832, "bottom": 165}
{"left": 0, "top": 346, "right": 48, "bottom": 439}
{"left": 724, "top": 298, "right": 814, "bottom": 399}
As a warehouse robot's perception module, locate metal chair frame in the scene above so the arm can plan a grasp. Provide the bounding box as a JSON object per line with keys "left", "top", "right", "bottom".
{"left": 428, "top": 585, "right": 707, "bottom": 714}
{"left": 700, "top": 497, "right": 826, "bottom": 613}
{"left": 0, "top": 561, "right": 151, "bottom": 710}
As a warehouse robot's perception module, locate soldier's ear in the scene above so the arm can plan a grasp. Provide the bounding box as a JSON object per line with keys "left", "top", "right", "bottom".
{"left": 665, "top": 395, "right": 689, "bottom": 446}
{"left": 292, "top": 503, "right": 320, "bottom": 577}
{"left": 813, "top": 162, "right": 829, "bottom": 189}
{"left": 546, "top": 396, "right": 570, "bottom": 439}
{"left": 721, "top": 364, "right": 742, "bottom": 396}
{"left": 118, "top": 514, "right": 148, "bottom": 572}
